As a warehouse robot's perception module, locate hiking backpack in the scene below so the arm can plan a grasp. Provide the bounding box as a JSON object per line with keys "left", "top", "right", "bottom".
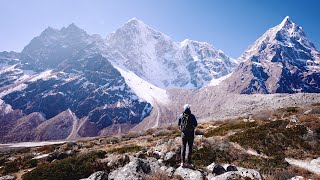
{"left": 180, "top": 113, "right": 192, "bottom": 131}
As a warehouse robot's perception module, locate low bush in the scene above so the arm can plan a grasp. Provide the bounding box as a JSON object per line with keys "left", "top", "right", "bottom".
{"left": 229, "top": 120, "right": 311, "bottom": 157}
{"left": 192, "top": 145, "right": 235, "bottom": 168}
{"left": 3, "top": 160, "right": 19, "bottom": 174}
{"left": 22, "top": 151, "right": 107, "bottom": 180}
{"left": 286, "top": 107, "right": 300, "bottom": 113}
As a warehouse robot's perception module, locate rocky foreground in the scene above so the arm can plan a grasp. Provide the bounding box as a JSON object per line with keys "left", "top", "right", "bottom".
{"left": 0, "top": 103, "right": 320, "bottom": 180}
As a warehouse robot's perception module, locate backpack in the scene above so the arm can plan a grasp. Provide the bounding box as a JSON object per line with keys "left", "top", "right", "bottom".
{"left": 180, "top": 113, "right": 192, "bottom": 132}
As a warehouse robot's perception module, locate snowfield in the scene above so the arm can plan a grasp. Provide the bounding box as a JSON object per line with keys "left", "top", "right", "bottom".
{"left": 0, "top": 141, "right": 66, "bottom": 148}
{"left": 115, "top": 65, "right": 170, "bottom": 106}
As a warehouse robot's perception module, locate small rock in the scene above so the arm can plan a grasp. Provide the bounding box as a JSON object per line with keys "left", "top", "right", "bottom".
{"left": 153, "top": 151, "right": 162, "bottom": 159}
{"left": 290, "top": 176, "right": 305, "bottom": 180}
{"left": 304, "top": 109, "right": 312, "bottom": 114}
{"left": 226, "top": 165, "right": 238, "bottom": 172}
{"left": 237, "top": 167, "right": 263, "bottom": 179}
{"left": 0, "top": 175, "right": 16, "bottom": 180}
{"left": 212, "top": 164, "right": 226, "bottom": 175}
{"left": 206, "top": 162, "right": 216, "bottom": 172}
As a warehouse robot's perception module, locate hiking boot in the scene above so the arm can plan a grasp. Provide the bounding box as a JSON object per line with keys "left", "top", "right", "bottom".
{"left": 180, "top": 162, "right": 186, "bottom": 167}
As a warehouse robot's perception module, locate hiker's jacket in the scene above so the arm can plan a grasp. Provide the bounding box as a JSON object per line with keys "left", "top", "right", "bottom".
{"left": 177, "top": 109, "right": 197, "bottom": 137}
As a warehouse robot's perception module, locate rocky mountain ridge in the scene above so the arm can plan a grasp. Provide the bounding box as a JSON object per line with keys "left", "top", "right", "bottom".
{"left": 226, "top": 16, "right": 320, "bottom": 94}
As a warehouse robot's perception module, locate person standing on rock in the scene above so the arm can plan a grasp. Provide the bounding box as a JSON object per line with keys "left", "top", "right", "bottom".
{"left": 178, "top": 104, "right": 197, "bottom": 168}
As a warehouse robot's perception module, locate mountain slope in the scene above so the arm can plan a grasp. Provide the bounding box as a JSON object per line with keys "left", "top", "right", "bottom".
{"left": 0, "top": 24, "right": 153, "bottom": 142}
{"left": 226, "top": 16, "right": 320, "bottom": 94}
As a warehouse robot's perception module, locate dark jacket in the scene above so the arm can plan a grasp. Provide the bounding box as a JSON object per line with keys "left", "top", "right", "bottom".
{"left": 178, "top": 108, "right": 197, "bottom": 137}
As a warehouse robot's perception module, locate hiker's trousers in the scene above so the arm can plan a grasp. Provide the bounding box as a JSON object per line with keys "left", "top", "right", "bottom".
{"left": 181, "top": 134, "right": 194, "bottom": 163}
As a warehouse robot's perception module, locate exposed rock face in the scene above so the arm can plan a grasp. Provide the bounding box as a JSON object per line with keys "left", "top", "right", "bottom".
{"left": 108, "top": 158, "right": 152, "bottom": 180}
{"left": 226, "top": 16, "right": 320, "bottom": 94}
{"left": 173, "top": 166, "right": 204, "bottom": 180}
{"left": 0, "top": 32, "right": 151, "bottom": 142}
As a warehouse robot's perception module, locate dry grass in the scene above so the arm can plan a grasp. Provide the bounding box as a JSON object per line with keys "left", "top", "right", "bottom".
{"left": 264, "top": 166, "right": 317, "bottom": 180}
{"left": 144, "top": 170, "right": 174, "bottom": 180}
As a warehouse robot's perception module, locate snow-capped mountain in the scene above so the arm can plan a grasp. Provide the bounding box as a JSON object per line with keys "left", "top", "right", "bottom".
{"left": 226, "top": 16, "right": 320, "bottom": 94}
{"left": 106, "top": 18, "right": 237, "bottom": 88}
{"left": 0, "top": 24, "right": 153, "bottom": 142}
{"left": 21, "top": 23, "right": 96, "bottom": 71}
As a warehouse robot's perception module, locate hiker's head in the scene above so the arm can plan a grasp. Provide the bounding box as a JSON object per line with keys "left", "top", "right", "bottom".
{"left": 183, "top": 104, "right": 191, "bottom": 113}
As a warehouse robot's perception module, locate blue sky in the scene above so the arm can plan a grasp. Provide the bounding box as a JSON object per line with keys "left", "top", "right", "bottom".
{"left": 1, "top": 0, "right": 319, "bottom": 58}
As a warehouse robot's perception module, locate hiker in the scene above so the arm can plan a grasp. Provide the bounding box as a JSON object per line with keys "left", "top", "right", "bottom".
{"left": 178, "top": 104, "right": 197, "bottom": 168}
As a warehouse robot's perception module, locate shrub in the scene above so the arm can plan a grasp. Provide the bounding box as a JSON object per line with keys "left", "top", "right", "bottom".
{"left": 22, "top": 151, "right": 107, "bottom": 180}
{"left": 229, "top": 120, "right": 310, "bottom": 157}
{"left": 3, "top": 161, "right": 19, "bottom": 174}
{"left": 286, "top": 107, "right": 300, "bottom": 113}
{"left": 26, "top": 159, "right": 38, "bottom": 168}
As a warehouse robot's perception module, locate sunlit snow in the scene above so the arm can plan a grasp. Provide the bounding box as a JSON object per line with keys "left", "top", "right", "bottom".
{"left": 115, "top": 66, "right": 170, "bottom": 105}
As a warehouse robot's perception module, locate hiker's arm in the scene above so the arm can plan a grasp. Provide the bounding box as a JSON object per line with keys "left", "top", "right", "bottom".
{"left": 178, "top": 116, "right": 181, "bottom": 126}
{"left": 193, "top": 115, "right": 197, "bottom": 127}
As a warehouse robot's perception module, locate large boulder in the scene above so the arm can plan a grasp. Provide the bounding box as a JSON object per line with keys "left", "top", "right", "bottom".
{"left": 164, "top": 151, "right": 178, "bottom": 165}
{"left": 173, "top": 167, "right": 204, "bottom": 180}
{"left": 108, "top": 158, "right": 152, "bottom": 180}
{"left": 206, "top": 162, "right": 263, "bottom": 180}
{"left": 82, "top": 171, "right": 108, "bottom": 180}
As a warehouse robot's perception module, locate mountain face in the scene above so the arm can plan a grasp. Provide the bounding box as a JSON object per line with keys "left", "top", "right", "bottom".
{"left": 0, "top": 52, "right": 152, "bottom": 142}
{"left": 20, "top": 23, "right": 96, "bottom": 71}
{"left": 226, "top": 16, "right": 320, "bottom": 94}
{"left": 106, "top": 18, "right": 237, "bottom": 88}
{"left": 0, "top": 23, "right": 153, "bottom": 142}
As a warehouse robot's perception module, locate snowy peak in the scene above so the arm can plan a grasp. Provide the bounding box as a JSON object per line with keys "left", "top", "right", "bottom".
{"left": 239, "top": 16, "right": 318, "bottom": 62}
{"left": 228, "top": 16, "right": 320, "bottom": 94}
{"left": 107, "top": 18, "right": 173, "bottom": 48}
{"left": 21, "top": 23, "right": 95, "bottom": 70}
{"left": 279, "top": 16, "right": 292, "bottom": 28}
{"left": 124, "top": 18, "right": 145, "bottom": 28}
{"left": 105, "top": 18, "right": 237, "bottom": 89}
